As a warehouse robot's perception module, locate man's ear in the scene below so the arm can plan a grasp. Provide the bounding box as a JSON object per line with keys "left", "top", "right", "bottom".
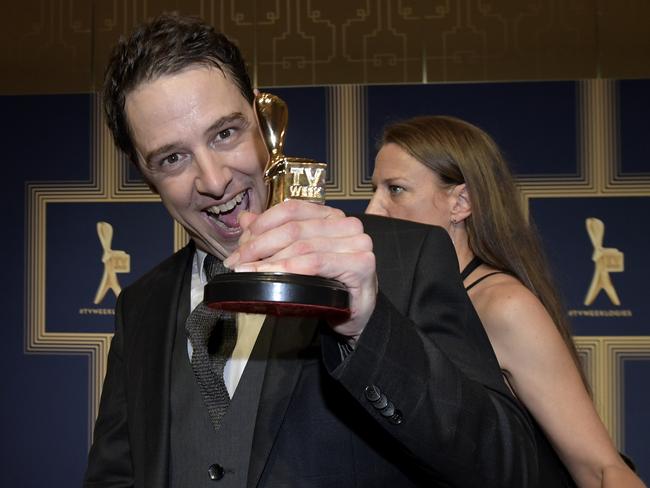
{"left": 450, "top": 183, "right": 472, "bottom": 223}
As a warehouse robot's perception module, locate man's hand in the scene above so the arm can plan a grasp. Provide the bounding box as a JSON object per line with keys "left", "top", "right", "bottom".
{"left": 223, "top": 200, "right": 377, "bottom": 341}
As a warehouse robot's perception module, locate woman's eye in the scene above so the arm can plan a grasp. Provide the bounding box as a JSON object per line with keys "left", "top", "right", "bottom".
{"left": 388, "top": 185, "right": 404, "bottom": 194}
{"left": 217, "top": 128, "right": 233, "bottom": 140}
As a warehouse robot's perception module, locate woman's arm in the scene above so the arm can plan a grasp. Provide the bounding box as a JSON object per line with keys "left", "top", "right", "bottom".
{"left": 470, "top": 276, "right": 645, "bottom": 488}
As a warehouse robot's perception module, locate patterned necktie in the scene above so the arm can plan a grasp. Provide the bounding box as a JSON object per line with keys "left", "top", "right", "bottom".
{"left": 185, "top": 254, "right": 237, "bottom": 431}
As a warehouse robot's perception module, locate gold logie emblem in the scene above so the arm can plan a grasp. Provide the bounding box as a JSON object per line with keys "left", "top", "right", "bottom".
{"left": 584, "top": 217, "right": 624, "bottom": 306}
{"left": 94, "top": 221, "right": 130, "bottom": 304}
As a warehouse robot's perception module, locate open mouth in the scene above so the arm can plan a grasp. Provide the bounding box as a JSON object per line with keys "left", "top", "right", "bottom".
{"left": 205, "top": 190, "right": 250, "bottom": 229}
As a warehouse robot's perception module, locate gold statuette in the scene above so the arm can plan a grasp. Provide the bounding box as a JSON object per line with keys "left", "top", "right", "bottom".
{"left": 256, "top": 92, "right": 327, "bottom": 208}
{"left": 584, "top": 217, "right": 623, "bottom": 306}
{"left": 204, "top": 93, "right": 349, "bottom": 320}
{"left": 94, "top": 221, "right": 130, "bottom": 304}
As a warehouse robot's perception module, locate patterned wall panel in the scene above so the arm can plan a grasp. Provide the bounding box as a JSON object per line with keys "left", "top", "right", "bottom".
{"left": 3, "top": 94, "right": 98, "bottom": 486}
{"left": 573, "top": 337, "right": 650, "bottom": 482}
{"left": 22, "top": 92, "right": 176, "bottom": 450}
{"left": 92, "top": 0, "right": 258, "bottom": 91}
{"left": 621, "top": 349, "right": 650, "bottom": 476}
{"left": 599, "top": 0, "right": 650, "bottom": 79}
{"left": 2, "top": 0, "right": 650, "bottom": 94}
{"left": 254, "top": 0, "right": 339, "bottom": 85}
{"left": 0, "top": 0, "right": 92, "bottom": 93}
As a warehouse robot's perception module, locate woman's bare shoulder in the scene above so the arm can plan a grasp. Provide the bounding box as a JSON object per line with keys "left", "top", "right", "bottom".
{"left": 468, "top": 272, "right": 546, "bottom": 335}
{"left": 467, "top": 272, "right": 568, "bottom": 374}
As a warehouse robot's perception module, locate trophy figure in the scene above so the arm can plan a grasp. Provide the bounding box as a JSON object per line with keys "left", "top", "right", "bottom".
{"left": 204, "top": 93, "right": 350, "bottom": 320}
{"left": 94, "top": 221, "right": 130, "bottom": 304}
{"left": 583, "top": 217, "right": 623, "bottom": 306}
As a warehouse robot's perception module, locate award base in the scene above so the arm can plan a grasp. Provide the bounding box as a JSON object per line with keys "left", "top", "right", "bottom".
{"left": 204, "top": 272, "right": 350, "bottom": 322}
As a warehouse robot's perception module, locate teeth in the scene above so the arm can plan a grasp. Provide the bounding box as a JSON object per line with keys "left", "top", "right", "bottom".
{"left": 207, "top": 191, "right": 246, "bottom": 215}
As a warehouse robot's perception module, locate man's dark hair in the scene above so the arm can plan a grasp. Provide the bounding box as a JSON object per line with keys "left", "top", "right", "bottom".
{"left": 103, "top": 13, "right": 255, "bottom": 165}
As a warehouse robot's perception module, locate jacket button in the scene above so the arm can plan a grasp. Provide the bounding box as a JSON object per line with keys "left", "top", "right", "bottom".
{"left": 380, "top": 401, "right": 395, "bottom": 417}
{"left": 208, "top": 463, "right": 225, "bottom": 480}
{"left": 364, "top": 385, "right": 381, "bottom": 402}
{"left": 389, "top": 410, "right": 403, "bottom": 425}
{"left": 372, "top": 393, "right": 388, "bottom": 410}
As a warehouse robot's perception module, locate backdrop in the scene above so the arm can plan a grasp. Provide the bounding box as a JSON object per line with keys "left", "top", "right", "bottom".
{"left": 1, "top": 78, "right": 648, "bottom": 486}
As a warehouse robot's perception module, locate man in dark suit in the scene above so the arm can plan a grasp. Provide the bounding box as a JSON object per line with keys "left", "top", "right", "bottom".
{"left": 84, "top": 13, "right": 573, "bottom": 487}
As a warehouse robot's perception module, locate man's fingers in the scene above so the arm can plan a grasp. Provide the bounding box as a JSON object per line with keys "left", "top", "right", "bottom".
{"left": 267, "top": 234, "right": 373, "bottom": 262}
{"left": 246, "top": 200, "right": 345, "bottom": 235}
{"left": 233, "top": 250, "right": 375, "bottom": 286}
{"left": 231, "top": 214, "right": 365, "bottom": 265}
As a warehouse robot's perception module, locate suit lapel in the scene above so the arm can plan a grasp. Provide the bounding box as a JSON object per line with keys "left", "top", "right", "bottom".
{"left": 133, "top": 244, "right": 193, "bottom": 486}
{"left": 131, "top": 245, "right": 321, "bottom": 486}
{"left": 247, "top": 315, "right": 320, "bottom": 487}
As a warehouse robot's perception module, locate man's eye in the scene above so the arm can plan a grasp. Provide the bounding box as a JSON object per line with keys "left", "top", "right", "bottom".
{"left": 161, "top": 153, "right": 181, "bottom": 166}
{"left": 388, "top": 185, "right": 404, "bottom": 194}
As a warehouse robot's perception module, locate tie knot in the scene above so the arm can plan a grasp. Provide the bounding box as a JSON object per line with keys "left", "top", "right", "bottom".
{"left": 204, "top": 254, "right": 230, "bottom": 282}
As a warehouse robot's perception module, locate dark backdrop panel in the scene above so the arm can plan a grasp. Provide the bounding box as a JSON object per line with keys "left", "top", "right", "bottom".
{"left": 2, "top": 80, "right": 648, "bottom": 485}
{"left": 366, "top": 82, "right": 579, "bottom": 177}
{"left": 619, "top": 79, "right": 650, "bottom": 175}
{"left": 625, "top": 359, "right": 650, "bottom": 482}
{"left": 1, "top": 94, "right": 93, "bottom": 487}
{"left": 261, "top": 86, "right": 329, "bottom": 164}
{"left": 531, "top": 197, "right": 648, "bottom": 336}
{"left": 45, "top": 202, "right": 173, "bottom": 333}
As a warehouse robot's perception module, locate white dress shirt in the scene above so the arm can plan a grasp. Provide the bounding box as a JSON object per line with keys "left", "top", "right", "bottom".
{"left": 189, "top": 249, "right": 266, "bottom": 397}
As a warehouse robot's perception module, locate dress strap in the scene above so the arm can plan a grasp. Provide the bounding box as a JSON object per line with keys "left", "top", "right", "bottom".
{"left": 465, "top": 271, "right": 505, "bottom": 291}
{"left": 460, "top": 257, "right": 483, "bottom": 280}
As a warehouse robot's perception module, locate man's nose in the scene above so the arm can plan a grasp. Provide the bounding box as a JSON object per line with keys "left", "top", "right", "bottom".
{"left": 194, "top": 151, "right": 232, "bottom": 197}
{"left": 365, "top": 194, "right": 387, "bottom": 216}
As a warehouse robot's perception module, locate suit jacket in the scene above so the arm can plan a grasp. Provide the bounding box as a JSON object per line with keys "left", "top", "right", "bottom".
{"left": 84, "top": 214, "right": 572, "bottom": 487}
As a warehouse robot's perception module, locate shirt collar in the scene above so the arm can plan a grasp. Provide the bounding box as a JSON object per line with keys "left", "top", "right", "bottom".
{"left": 194, "top": 248, "right": 209, "bottom": 284}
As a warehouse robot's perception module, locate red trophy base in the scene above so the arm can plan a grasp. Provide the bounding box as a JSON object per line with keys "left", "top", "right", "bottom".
{"left": 204, "top": 272, "right": 350, "bottom": 323}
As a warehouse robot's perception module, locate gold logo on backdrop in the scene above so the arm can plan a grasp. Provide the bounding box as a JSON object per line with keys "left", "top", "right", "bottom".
{"left": 584, "top": 217, "right": 623, "bottom": 306}
{"left": 94, "top": 221, "right": 130, "bottom": 304}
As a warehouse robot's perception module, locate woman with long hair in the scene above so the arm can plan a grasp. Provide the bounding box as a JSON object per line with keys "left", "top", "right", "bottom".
{"left": 366, "top": 115, "right": 644, "bottom": 488}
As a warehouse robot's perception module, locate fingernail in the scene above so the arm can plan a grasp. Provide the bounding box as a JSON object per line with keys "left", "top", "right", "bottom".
{"left": 239, "top": 229, "right": 251, "bottom": 244}
{"left": 235, "top": 263, "right": 255, "bottom": 272}
{"left": 224, "top": 252, "right": 239, "bottom": 268}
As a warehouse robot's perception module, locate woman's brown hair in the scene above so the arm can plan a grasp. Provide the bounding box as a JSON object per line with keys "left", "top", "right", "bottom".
{"left": 382, "top": 115, "right": 588, "bottom": 389}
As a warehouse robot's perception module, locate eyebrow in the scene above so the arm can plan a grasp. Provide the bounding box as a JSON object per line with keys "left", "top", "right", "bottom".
{"left": 381, "top": 176, "right": 408, "bottom": 184}
{"left": 143, "top": 112, "right": 249, "bottom": 165}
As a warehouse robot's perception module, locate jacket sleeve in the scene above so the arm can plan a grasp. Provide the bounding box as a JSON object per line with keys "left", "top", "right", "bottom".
{"left": 323, "top": 221, "right": 546, "bottom": 487}
{"left": 83, "top": 293, "right": 134, "bottom": 488}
